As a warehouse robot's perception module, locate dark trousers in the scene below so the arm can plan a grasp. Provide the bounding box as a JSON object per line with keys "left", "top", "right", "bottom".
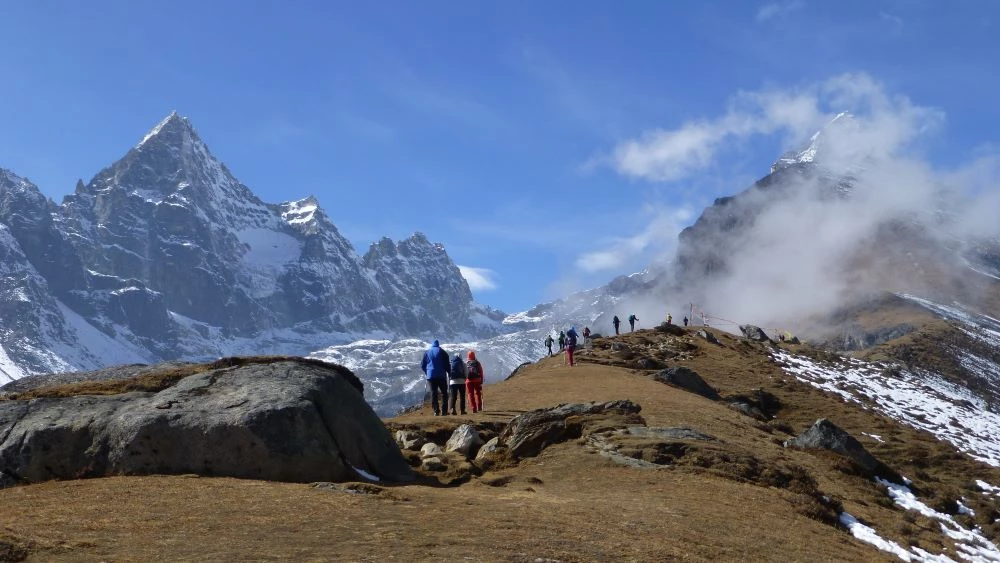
{"left": 449, "top": 383, "right": 466, "bottom": 414}
{"left": 546, "top": 345, "right": 552, "bottom": 356}
{"left": 427, "top": 378, "right": 448, "bottom": 414}
{"left": 614, "top": 324, "right": 620, "bottom": 335}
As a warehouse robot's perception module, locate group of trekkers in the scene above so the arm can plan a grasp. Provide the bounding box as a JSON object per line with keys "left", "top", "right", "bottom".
{"left": 420, "top": 340, "right": 485, "bottom": 416}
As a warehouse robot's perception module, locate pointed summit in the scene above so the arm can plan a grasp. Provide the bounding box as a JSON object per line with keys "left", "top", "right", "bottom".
{"left": 771, "top": 112, "right": 856, "bottom": 173}
{"left": 135, "top": 110, "right": 201, "bottom": 150}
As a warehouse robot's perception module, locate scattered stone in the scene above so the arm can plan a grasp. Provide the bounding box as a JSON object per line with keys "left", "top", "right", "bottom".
{"left": 651, "top": 367, "right": 720, "bottom": 401}
{"left": 697, "top": 330, "right": 720, "bottom": 345}
{"left": 419, "top": 442, "right": 444, "bottom": 458}
{"left": 499, "top": 400, "right": 642, "bottom": 459}
{"left": 395, "top": 430, "right": 427, "bottom": 451}
{"left": 445, "top": 424, "right": 484, "bottom": 458}
{"left": 0, "top": 359, "right": 414, "bottom": 485}
{"left": 611, "top": 342, "right": 629, "bottom": 352}
{"left": 739, "top": 325, "right": 772, "bottom": 342}
{"left": 637, "top": 357, "right": 662, "bottom": 370}
{"left": 475, "top": 437, "right": 501, "bottom": 462}
{"left": 421, "top": 457, "right": 447, "bottom": 472}
{"left": 726, "top": 389, "right": 781, "bottom": 421}
{"left": 624, "top": 426, "right": 716, "bottom": 441}
{"left": 785, "top": 418, "right": 900, "bottom": 481}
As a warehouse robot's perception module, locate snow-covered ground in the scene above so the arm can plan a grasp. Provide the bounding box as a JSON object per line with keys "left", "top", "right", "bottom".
{"left": 774, "top": 350, "right": 1000, "bottom": 467}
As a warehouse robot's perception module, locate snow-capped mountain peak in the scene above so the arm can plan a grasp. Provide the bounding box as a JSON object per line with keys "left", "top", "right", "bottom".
{"left": 772, "top": 111, "right": 856, "bottom": 172}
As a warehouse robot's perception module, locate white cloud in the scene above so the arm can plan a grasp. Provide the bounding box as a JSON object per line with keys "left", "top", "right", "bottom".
{"left": 756, "top": 0, "right": 803, "bottom": 22}
{"left": 576, "top": 206, "right": 693, "bottom": 273}
{"left": 606, "top": 73, "right": 943, "bottom": 183}
{"left": 458, "top": 265, "right": 499, "bottom": 291}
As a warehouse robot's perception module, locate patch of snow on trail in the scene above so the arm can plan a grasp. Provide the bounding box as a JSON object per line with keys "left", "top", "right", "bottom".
{"left": 876, "top": 478, "right": 1000, "bottom": 562}
{"left": 773, "top": 350, "right": 1000, "bottom": 467}
{"left": 839, "top": 512, "right": 915, "bottom": 561}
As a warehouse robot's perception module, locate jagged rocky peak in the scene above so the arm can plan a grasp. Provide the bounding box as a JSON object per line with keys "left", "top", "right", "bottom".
{"left": 771, "top": 111, "right": 856, "bottom": 173}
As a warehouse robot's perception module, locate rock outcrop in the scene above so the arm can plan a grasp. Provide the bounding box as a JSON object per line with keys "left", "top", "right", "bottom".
{"left": 652, "top": 367, "right": 721, "bottom": 401}
{"left": 784, "top": 418, "right": 899, "bottom": 481}
{"left": 0, "top": 358, "right": 414, "bottom": 485}
{"left": 497, "top": 400, "right": 642, "bottom": 459}
{"left": 740, "top": 325, "right": 772, "bottom": 343}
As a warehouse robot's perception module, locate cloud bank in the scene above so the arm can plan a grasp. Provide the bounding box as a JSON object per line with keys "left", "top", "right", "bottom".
{"left": 458, "top": 265, "right": 499, "bottom": 291}
{"left": 602, "top": 72, "right": 1000, "bottom": 336}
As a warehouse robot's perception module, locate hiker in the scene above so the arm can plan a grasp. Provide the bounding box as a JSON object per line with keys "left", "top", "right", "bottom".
{"left": 558, "top": 330, "right": 566, "bottom": 351}
{"left": 683, "top": 316, "right": 689, "bottom": 327}
{"left": 544, "top": 334, "right": 554, "bottom": 357}
{"left": 666, "top": 314, "right": 672, "bottom": 326}
{"left": 612, "top": 315, "right": 621, "bottom": 335}
{"left": 628, "top": 314, "right": 638, "bottom": 332}
{"left": 565, "top": 326, "right": 579, "bottom": 366}
{"left": 448, "top": 353, "right": 467, "bottom": 415}
{"left": 420, "top": 339, "right": 450, "bottom": 416}
{"left": 465, "top": 351, "right": 485, "bottom": 413}
{"left": 583, "top": 326, "right": 591, "bottom": 345}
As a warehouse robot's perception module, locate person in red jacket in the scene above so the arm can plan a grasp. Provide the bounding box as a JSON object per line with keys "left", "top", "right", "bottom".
{"left": 465, "top": 351, "right": 485, "bottom": 413}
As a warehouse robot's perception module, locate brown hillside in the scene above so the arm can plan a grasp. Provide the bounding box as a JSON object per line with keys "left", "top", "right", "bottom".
{"left": 1, "top": 328, "right": 999, "bottom": 561}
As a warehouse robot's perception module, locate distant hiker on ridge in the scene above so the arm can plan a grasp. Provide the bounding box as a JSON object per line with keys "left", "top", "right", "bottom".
{"left": 420, "top": 339, "right": 450, "bottom": 416}
{"left": 628, "top": 314, "right": 638, "bottom": 332}
{"left": 558, "top": 330, "right": 566, "bottom": 351}
{"left": 612, "top": 315, "right": 621, "bottom": 335}
{"left": 666, "top": 314, "right": 672, "bottom": 326}
{"left": 565, "top": 326, "right": 579, "bottom": 367}
{"left": 683, "top": 316, "right": 689, "bottom": 327}
{"left": 583, "top": 326, "right": 591, "bottom": 345}
{"left": 448, "top": 353, "right": 467, "bottom": 415}
{"left": 544, "top": 334, "right": 554, "bottom": 357}
{"left": 465, "top": 351, "right": 485, "bottom": 413}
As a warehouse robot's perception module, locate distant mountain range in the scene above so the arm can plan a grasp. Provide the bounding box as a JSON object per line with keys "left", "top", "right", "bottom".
{"left": 2, "top": 112, "right": 999, "bottom": 419}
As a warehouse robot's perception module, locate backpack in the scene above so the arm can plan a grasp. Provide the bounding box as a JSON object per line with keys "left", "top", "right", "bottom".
{"left": 545, "top": 336, "right": 553, "bottom": 346}
{"left": 466, "top": 360, "right": 483, "bottom": 381}
{"left": 629, "top": 314, "right": 636, "bottom": 322}
{"left": 566, "top": 332, "right": 577, "bottom": 346}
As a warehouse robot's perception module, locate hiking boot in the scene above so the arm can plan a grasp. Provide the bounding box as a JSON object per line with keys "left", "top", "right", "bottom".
{"left": 451, "top": 410, "right": 457, "bottom": 415}
{"left": 460, "top": 411, "right": 467, "bottom": 415}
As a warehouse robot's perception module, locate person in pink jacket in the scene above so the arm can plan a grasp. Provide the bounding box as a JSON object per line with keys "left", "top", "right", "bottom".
{"left": 465, "top": 351, "right": 485, "bottom": 413}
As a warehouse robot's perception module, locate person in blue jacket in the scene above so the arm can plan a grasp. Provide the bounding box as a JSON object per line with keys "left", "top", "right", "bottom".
{"left": 420, "top": 339, "right": 451, "bottom": 416}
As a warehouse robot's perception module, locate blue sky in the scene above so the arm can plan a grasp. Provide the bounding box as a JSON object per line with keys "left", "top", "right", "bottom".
{"left": 1, "top": 1, "right": 998, "bottom": 313}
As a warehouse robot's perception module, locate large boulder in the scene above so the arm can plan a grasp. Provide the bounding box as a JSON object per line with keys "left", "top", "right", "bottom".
{"left": 445, "top": 424, "right": 484, "bottom": 458}
{"left": 739, "top": 325, "right": 772, "bottom": 342}
{"left": 652, "top": 367, "right": 720, "bottom": 401}
{"left": 785, "top": 418, "right": 899, "bottom": 480}
{"left": 498, "top": 400, "right": 642, "bottom": 459}
{"left": 0, "top": 358, "right": 414, "bottom": 485}
{"left": 697, "top": 330, "right": 720, "bottom": 345}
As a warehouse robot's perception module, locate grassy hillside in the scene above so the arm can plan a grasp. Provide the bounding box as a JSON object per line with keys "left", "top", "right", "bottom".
{"left": 1, "top": 327, "right": 999, "bottom": 561}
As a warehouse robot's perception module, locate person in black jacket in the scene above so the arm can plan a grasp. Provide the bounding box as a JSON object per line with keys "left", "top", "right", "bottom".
{"left": 448, "top": 354, "right": 467, "bottom": 415}
{"left": 612, "top": 315, "right": 621, "bottom": 335}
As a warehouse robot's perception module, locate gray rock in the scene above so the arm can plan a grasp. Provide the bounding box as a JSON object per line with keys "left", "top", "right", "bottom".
{"left": 651, "top": 367, "right": 720, "bottom": 401}
{"left": 475, "top": 437, "right": 501, "bottom": 461}
{"left": 0, "top": 359, "right": 414, "bottom": 485}
{"left": 611, "top": 342, "right": 629, "bottom": 352}
{"left": 420, "top": 442, "right": 444, "bottom": 458}
{"left": 624, "top": 426, "right": 715, "bottom": 441}
{"left": 739, "top": 325, "right": 772, "bottom": 342}
{"left": 784, "top": 418, "right": 894, "bottom": 478}
{"left": 697, "top": 330, "right": 720, "bottom": 345}
{"left": 395, "top": 430, "right": 427, "bottom": 451}
{"left": 445, "top": 424, "right": 484, "bottom": 458}
{"left": 498, "top": 400, "right": 642, "bottom": 459}
{"left": 421, "top": 457, "right": 447, "bottom": 472}
{"left": 636, "top": 358, "right": 662, "bottom": 370}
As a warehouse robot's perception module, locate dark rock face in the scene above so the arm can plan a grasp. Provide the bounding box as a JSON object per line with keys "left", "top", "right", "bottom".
{"left": 727, "top": 389, "right": 781, "bottom": 421}
{"left": 785, "top": 418, "right": 899, "bottom": 481}
{"left": 697, "top": 330, "right": 721, "bottom": 345}
{"left": 739, "top": 325, "right": 772, "bottom": 342}
{"left": 498, "top": 400, "right": 642, "bottom": 459}
{"left": 0, "top": 359, "right": 413, "bottom": 485}
{"left": 652, "top": 367, "right": 721, "bottom": 401}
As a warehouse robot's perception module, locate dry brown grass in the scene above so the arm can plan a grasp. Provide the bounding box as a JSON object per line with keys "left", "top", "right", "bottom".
{"left": 2, "top": 328, "right": 999, "bottom": 561}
